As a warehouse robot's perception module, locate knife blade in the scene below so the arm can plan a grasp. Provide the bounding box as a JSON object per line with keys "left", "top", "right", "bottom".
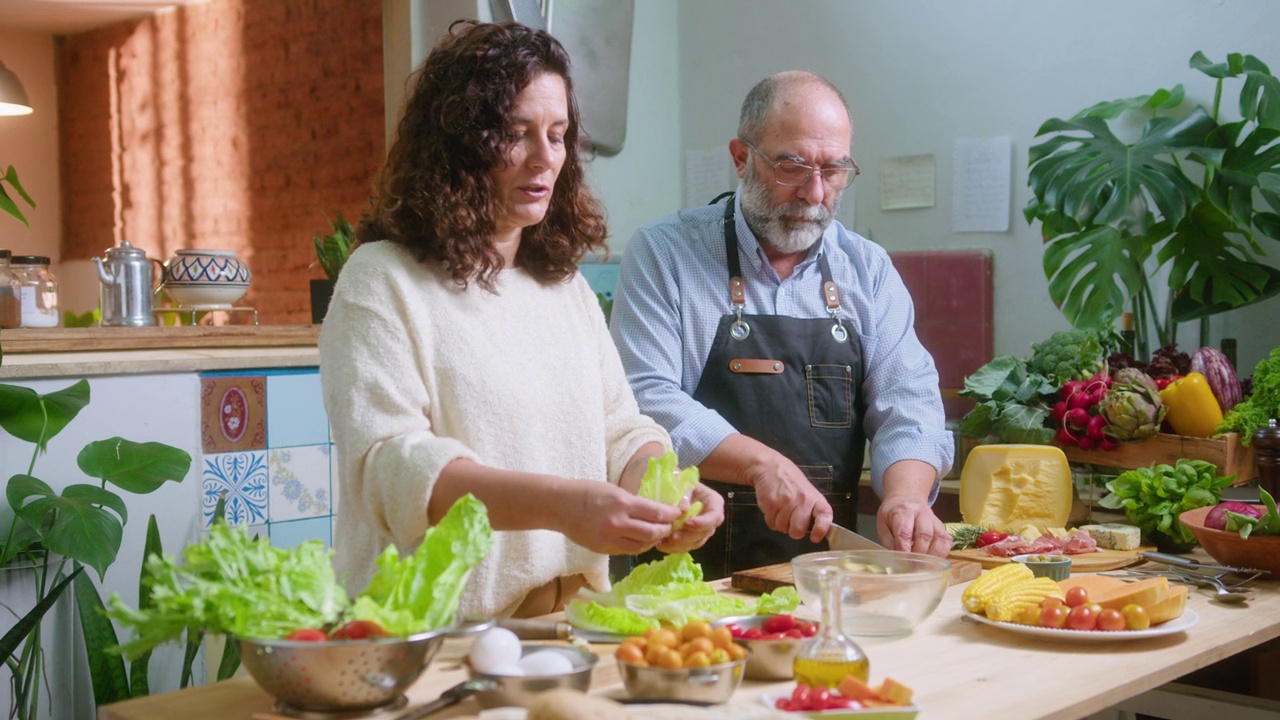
{"left": 826, "top": 522, "right": 886, "bottom": 551}
{"left": 496, "top": 618, "right": 630, "bottom": 643}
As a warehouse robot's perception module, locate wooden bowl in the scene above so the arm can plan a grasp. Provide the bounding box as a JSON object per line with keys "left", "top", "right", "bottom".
{"left": 1178, "top": 506, "right": 1280, "bottom": 575}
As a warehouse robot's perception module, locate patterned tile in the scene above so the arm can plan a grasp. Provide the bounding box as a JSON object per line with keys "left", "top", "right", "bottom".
{"left": 202, "top": 451, "right": 269, "bottom": 528}
{"left": 269, "top": 517, "right": 332, "bottom": 551}
{"left": 266, "top": 372, "right": 329, "bottom": 448}
{"left": 201, "top": 376, "right": 267, "bottom": 453}
{"left": 268, "top": 445, "right": 332, "bottom": 523}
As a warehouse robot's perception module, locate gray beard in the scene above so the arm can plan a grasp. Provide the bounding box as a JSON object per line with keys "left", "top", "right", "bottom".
{"left": 740, "top": 162, "right": 840, "bottom": 254}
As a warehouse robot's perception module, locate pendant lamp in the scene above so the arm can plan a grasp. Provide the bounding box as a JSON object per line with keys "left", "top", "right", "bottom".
{"left": 0, "top": 60, "right": 34, "bottom": 116}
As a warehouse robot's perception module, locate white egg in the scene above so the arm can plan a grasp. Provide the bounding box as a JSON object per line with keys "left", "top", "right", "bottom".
{"left": 467, "top": 628, "right": 522, "bottom": 673}
{"left": 516, "top": 649, "right": 574, "bottom": 676}
{"left": 487, "top": 663, "right": 525, "bottom": 676}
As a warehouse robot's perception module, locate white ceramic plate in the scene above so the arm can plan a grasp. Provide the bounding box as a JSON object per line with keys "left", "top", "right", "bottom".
{"left": 759, "top": 693, "right": 918, "bottom": 719}
{"left": 963, "top": 608, "right": 1199, "bottom": 641}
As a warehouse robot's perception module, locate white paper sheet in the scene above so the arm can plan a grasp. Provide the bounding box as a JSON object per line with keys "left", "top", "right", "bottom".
{"left": 879, "top": 154, "right": 936, "bottom": 210}
{"left": 953, "top": 136, "right": 1013, "bottom": 232}
{"left": 684, "top": 149, "right": 735, "bottom": 209}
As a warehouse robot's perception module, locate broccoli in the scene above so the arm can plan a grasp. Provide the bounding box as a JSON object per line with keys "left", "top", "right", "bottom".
{"left": 1027, "top": 330, "right": 1106, "bottom": 384}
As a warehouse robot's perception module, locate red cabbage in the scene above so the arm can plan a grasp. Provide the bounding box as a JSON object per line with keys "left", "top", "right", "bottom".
{"left": 1204, "top": 501, "right": 1266, "bottom": 530}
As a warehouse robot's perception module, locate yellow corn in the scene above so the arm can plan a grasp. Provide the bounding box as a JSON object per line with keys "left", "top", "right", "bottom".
{"left": 961, "top": 563, "right": 1034, "bottom": 614}
{"left": 984, "top": 577, "right": 1066, "bottom": 622}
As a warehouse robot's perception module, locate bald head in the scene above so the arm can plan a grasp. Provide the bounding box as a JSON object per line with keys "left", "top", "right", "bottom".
{"left": 737, "top": 71, "right": 851, "bottom": 145}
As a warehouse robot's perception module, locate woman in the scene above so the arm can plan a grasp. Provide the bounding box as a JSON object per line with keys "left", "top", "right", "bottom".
{"left": 319, "top": 20, "right": 723, "bottom": 618}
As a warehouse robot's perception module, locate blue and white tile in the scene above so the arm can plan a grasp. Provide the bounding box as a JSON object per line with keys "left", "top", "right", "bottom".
{"left": 202, "top": 451, "right": 269, "bottom": 527}
{"left": 269, "top": 517, "right": 332, "bottom": 551}
{"left": 266, "top": 372, "right": 330, "bottom": 448}
{"left": 268, "top": 445, "right": 331, "bottom": 523}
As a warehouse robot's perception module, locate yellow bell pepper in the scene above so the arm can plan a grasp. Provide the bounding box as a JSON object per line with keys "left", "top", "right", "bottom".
{"left": 1158, "top": 372, "right": 1224, "bottom": 438}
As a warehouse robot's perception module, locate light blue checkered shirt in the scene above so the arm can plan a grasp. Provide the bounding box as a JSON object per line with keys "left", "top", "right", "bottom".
{"left": 609, "top": 194, "right": 953, "bottom": 497}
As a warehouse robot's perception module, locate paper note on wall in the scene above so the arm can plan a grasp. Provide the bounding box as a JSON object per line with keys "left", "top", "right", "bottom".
{"left": 953, "top": 136, "right": 1012, "bottom": 232}
{"left": 880, "top": 154, "right": 936, "bottom": 210}
{"left": 684, "top": 149, "right": 735, "bottom": 209}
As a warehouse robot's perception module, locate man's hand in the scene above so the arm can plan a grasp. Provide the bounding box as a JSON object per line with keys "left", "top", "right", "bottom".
{"left": 556, "top": 479, "right": 683, "bottom": 555}
{"left": 875, "top": 460, "right": 948, "bottom": 556}
{"left": 656, "top": 482, "right": 725, "bottom": 554}
{"left": 747, "top": 454, "right": 833, "bottom": 543}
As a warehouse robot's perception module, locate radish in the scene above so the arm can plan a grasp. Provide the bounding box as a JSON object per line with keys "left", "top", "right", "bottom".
{"left": 1067, "top": 391, "right": 1093, "bottom": 411}
{"left": 1064, "top": 407, "right": 1090, "bottom": 431}
{"left": 1060, "top": 380, "right": 1086, "bottom": 401}
{"left": 1051, "top": 400, "right": 1069, "bottom": 423}
{"left": 1086, "top": 414, "right": 1108, "bottom": 441}
{"left": 1054, "top": 426, "right": 1079, "bottom": 446}
{"left": 1077, "top": 434, "right": 1099, "bottom": 450}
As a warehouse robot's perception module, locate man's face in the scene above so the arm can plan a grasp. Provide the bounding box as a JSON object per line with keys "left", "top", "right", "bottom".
{"left": 740, "top": 158, "right": 841, "bottom": 254}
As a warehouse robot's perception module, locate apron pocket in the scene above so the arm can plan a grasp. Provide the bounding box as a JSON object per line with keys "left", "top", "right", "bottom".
{"left": 805, "top": 363, "right": 853, "bottom": 428}
{"left": 797, "top": 464, "right": 835, "bottom": 493}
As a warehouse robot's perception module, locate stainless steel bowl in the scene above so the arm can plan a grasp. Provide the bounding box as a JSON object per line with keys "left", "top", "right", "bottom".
{"left": 238, "top": 620, "right": 490, "bottom": 713}
{"left": 468, "top": 644, "right": 598, "bottom": 709}
{"left": 616, "top": 651, "right": 749, "bottom": 704}
{"left": 712, "top": 615, "right": 804, "bottom": 681}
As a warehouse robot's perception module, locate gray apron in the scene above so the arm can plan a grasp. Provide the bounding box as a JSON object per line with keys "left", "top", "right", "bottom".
{"left": 689, "top": 195, "right": 867, "bottom": 580}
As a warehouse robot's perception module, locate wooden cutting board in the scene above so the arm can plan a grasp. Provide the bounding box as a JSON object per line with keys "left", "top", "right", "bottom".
{"left": 730, "top": 558, "right": 983, "bottom": 595}
{"left": 947, "top": 546, "right": 1152, "bottom": 572}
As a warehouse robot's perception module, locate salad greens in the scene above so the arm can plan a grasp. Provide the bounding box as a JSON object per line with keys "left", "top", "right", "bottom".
{"left": 639, "top": 450, "right": 702, "bottom": 529}
{"left": 957, "top": 355, "right": 1059, "bottom": 445}
{"left": 1098, "top": 459, "right": 1234, "bottom": 551}
{"left": 564, "top": 552, "right": 799, "bottom": 634}
{"left": 1224, "top": 487, "right": 1280, "bottom": 538}
{"left": 107, "top": 493, "right": 492, "bottom": 656}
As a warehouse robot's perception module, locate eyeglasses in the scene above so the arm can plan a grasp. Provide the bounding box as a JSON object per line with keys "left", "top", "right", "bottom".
{"left": 743, "top": 140, "right": 860, "bottom": 189}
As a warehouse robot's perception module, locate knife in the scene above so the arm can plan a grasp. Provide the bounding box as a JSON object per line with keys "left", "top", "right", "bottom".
{"left": 1139, "top": 550, "right": 1264, "bottom": 575}
{"left": 826, "top": 521, "right": 886, "bottom": 551}
{"left": 496, "top": 618, "right": 631, "bottom": 643}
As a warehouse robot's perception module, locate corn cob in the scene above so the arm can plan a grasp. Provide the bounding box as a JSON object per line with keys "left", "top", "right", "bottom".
{"left": 961, "top": 562, "right": 1033, "bottom": 614}
{"left": 984, "top": 577, "right": 1065, "bottom": 622}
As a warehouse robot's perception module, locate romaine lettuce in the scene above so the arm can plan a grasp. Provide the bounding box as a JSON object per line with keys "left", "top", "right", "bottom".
{"left": 638, "top": 451, "right": 703, "bottom": 529}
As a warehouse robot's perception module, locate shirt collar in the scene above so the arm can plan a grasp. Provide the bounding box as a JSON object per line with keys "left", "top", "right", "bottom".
{"left": 733, "top": 192, "right": 829, "bottom": 277}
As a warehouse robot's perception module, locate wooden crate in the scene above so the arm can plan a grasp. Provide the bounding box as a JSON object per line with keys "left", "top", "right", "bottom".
{"left": 1062, "top": 432, "right": 1256, "bottom": 484}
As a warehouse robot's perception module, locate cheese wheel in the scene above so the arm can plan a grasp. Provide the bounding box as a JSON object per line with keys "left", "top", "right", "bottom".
{"left": 959, "top": 444, "right": 1072, "bottom": 532}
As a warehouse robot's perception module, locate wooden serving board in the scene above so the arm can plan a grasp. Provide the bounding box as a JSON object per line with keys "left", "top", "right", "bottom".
{"left": 947, "top": 546, "right": 1153, "bottom": 572}
{"left": 730, "top": 558, "right": 983, "bottom": 595}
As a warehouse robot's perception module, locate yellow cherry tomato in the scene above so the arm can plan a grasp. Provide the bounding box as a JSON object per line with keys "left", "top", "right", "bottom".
{"left": 681, "top": 621, "right": 712, "bottom": 642}
{"left": 616, "top": 643, "right": 645, "bottom": 665}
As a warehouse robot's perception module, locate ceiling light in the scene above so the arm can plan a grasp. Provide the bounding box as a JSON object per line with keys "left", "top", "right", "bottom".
{"left": 0, "top": 60, "right": 34, "bottom": 116}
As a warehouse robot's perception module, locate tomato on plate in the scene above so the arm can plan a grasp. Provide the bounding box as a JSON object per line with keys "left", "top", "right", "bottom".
{"left": 976, "top": 530, "right": 1010, "bottom": 548}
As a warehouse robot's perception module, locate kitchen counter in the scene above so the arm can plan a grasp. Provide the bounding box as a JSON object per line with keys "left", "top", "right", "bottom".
{"left": 0, "top": 326, "right": 320, "bottom": 378}
{"left": 98, "top": 563, "right": 1280, "bottom": 720}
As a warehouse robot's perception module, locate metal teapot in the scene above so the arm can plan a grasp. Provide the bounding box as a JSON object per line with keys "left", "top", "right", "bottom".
{"left": 93, "top": 241, "right": 162, "bottom": 326}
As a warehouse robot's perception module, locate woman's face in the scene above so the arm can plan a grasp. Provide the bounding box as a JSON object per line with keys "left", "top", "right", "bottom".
{"left": 489, "top": 72, "right": 570, "bottom": 245}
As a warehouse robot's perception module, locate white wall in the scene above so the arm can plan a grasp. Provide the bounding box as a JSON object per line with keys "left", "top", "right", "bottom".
{"left": 0, "top": 27, "right": 60, "bottom": 260}
{"left": 673, "top": 0, "right": 1280, "bottom": 372}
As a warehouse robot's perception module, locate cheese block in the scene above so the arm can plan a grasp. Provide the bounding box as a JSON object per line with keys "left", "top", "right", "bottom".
{"left": 1080, "top": 523, "right": 1141, "bottom": 551}
{"left": 959, "top": 444, "right": 1072, "bottom": 533}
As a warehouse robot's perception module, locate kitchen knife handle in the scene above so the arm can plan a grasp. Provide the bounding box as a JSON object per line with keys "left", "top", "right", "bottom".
{"left": 496, "top": 618, "right": 572, "bottom": 640}
{"left": 1140, "top": 551, "right": 1199, "bottom": 567}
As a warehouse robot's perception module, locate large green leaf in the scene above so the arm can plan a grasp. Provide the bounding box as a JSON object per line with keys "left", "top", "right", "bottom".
{"left": 74, "top": 568, "right": 131, "bottom": 707}
{"left": 1160, "top": 201, "right": 1280, "bottom": 321}
{"left": 1072, "top": 84, "right": 1185, "bottom": 120}
{"left": 1042, "top": 224, "right": 1150, "bottom": 330}
{"left": 0, "top": 380, "right": 91, "bottom": 450}
{"left": 0, "top": 565, "right": 81, "bottom": 665}
{"left": 77, "top": 438, "right": 192, "bottom": 495}
{"left": 1205, "top": 123, "right": 1280, "bottom": 233}
{"left": 129, "top": 516, "right": 164, "bottom": 698}
{"left": 1029, "top": 108, "right": 1214, "bottom": 233}
{"left": 1191, "top": 51, "right": 1280, "bottom": 128}
{"left": 9, "top": 478, "right": 127, "bottom": 580}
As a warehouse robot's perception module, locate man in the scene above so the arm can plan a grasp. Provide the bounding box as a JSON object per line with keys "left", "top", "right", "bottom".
{"left": 610, "top": 71, "right": 953, "bottom": 579}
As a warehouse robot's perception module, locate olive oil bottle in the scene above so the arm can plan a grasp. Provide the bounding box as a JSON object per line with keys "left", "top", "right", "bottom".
{"left": 793, "top": 566, "right": 869, "bottom": 687}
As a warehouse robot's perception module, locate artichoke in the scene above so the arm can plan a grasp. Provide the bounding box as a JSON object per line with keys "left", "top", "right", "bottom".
{"left": 1099, "top": 368, "right": 1168, "bottom": 441}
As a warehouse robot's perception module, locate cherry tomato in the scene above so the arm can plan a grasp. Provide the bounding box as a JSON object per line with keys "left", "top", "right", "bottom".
{"left": 976, "top": 530, "right": 1011, "bottom": 548}
{"left": 1063, "top": 586, "right": 1089, "bottom": 608}
{"left": 785, "top": 628, "right": 805, "bottom": 639}
{"left": 1066, "top": 604, "right": 1098, "bottom": 631}
{"left": 811, "top": 687, "right": 832, "bottom": 709}
{"left": 723, "top": 623, "right": 744, "bottom": 638}
{"left": 1096, "top": 608, "right": 1126, "bottom": 632}
{"left": 1017, "top": 604, "right": 1043, "bottom": 627}
{"left": 616, "top": 643, "right": 645, "bottom": 665}
{"left": 330, "top": 620, "right": 388, "bottom": 641}
{"left": 1121, "top": 604, "right": 1151, "bottom": 631}
{"left": 824, "top": 696, "right": 857, "bottom": 710}
{"left": 285, "top": 628, "right": 328, "bottom": 642}
{"left": 762, "top": 614, "right": 798, "bottom": 634}
{"left": 742, "top": 626, "right": 764, "bottom": 640}
{"left": 1039, "top": 604, "right": 1069, "bottom": 629}
{"left": 799, "top": 621, "right": 819, "bottom": 637}
{"left": 791, "top": 684, "right": 813, "bottom": 708}
{"left": 775, "top": 698, "right": 792, "bottom": 711}
{"left": 1040, "top": 596, "right": 1065, "bottom": 609}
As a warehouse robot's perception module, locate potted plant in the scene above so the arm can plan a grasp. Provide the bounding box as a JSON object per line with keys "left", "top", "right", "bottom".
{"left": 1, "top": 165, "right": 34, "bottom": 228}
{"left": 310, "top": 212, "right": 355, "bottom": 324}
{"left": 1025, "top": 51, "right": 1280, "bottom": 362}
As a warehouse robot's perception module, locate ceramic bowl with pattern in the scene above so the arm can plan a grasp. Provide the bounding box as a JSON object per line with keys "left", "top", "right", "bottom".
{"left": 159, "top": 249, "right": 251, "bottom": 307}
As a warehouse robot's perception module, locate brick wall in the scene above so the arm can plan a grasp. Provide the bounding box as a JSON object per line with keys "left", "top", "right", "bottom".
{"left": 58, "top": 0, "right": 384, "bottom": 324}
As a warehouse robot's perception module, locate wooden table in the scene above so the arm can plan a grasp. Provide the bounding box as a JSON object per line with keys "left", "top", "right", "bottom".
{"left": 98, "top": 568, "right": 1280, "bottom": 720}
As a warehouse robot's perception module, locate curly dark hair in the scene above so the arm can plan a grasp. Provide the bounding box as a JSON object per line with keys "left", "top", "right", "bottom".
{"left": 357, "top": 20, "right": 607, "bottom": 289}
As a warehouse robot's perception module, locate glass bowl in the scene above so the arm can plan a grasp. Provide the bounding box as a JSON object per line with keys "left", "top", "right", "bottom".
{"left": 791, "top": 550, "right": 950, "bottom": 637}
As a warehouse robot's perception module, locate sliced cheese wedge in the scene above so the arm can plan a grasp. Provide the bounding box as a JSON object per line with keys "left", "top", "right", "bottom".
{"left": 959, "top": 444, "right": 1072, "bottom": 532}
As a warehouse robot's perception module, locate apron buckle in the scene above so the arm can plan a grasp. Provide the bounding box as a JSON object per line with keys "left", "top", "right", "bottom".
{"left": 731, "top": 306, "right": 751, "bottom": 340}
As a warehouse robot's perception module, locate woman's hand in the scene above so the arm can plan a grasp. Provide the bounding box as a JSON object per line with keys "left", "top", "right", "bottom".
{"left": 555, "top": 479, "right": 683, "bottom": 555}
{"left": 656, "top": 482, "right": 725, "bottom": 554}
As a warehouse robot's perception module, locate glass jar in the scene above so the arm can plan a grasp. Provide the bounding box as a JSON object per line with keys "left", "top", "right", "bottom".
{"left": 0, "top": 249, "right": 21, "bottom": 328}
{"left": 10, "top": 255, "right": 59, "bottom": 328}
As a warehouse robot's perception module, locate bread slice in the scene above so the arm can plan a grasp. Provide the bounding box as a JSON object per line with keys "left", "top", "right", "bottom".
{"left": 1146, "top": 583, "right": 1189, "bottom": 624}
{"left": 1092, "top": 577, "right": 1171, "bottom": 611}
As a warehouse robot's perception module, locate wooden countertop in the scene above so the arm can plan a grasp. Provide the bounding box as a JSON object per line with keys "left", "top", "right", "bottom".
{"left": 0, "top": 326, "right": 320, "bottom": 378}
{"left": 98, "top": 565, "right": 1280, "bottom": 720}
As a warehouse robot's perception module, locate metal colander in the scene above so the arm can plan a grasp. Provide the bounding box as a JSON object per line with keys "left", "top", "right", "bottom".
{"left": 239, "top": 621, "right": 490, "bottom": 714}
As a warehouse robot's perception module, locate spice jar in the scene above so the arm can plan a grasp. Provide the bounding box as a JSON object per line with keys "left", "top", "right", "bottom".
{"left": 1254, "top": 418, "right": 1280, "bottom": 500}
{"left": 10, "top": 255, "right": 59, "bottom": 328}
{"left": 0, "top": 250, "right": 20, "bottom": 328}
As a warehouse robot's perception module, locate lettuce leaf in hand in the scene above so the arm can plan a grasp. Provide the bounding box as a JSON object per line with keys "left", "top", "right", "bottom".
{"left": 639, "top": 450, "right": 703, "bottom": 529}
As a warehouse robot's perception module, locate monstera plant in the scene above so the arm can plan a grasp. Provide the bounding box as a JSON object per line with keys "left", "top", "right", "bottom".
{"left": 1025, "top": 51, "right": 1280, "bottom": 361}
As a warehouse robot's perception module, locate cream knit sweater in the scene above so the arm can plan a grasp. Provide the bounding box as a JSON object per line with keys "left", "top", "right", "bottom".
{"left": 319, "top": 241, "right": 669, "bottom": 617}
